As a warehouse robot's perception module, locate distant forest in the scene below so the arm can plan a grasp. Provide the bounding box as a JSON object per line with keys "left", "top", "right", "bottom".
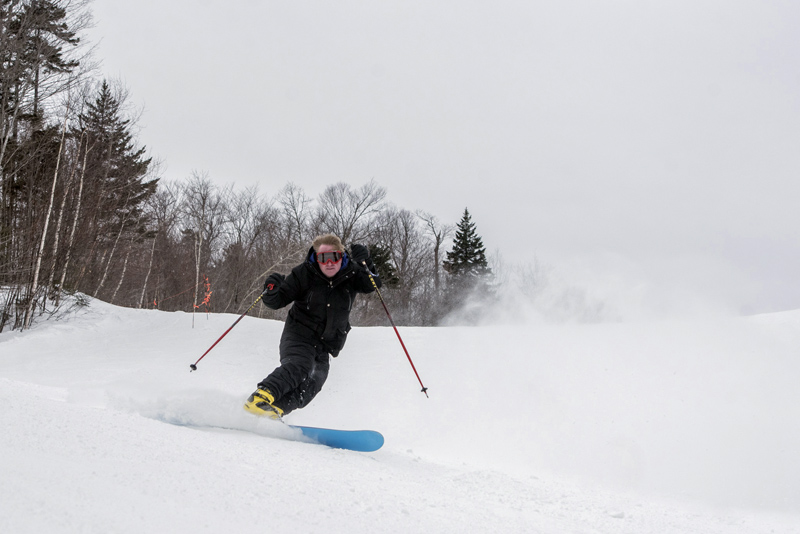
{"left": 0, "top": 0, "right": 499, "bottom": 331}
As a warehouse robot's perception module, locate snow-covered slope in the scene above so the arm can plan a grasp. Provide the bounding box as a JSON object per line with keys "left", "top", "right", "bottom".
{"left": 1, "top": 299, "right": 799, "bottom": 533}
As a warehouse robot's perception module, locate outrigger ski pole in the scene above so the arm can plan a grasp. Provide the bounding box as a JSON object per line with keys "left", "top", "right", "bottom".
{"left": 362, "top": 261, "right": 429, "bottom": 397}
{"left": 189, "top": 293, "right": 264, "bottom": 371}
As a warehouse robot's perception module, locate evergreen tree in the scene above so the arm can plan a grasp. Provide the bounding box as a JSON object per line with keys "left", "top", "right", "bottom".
{"left": 18, "top": 0, "right": 81, "bottom": 123}
{"left": 443, "top": 208, "right": 490, "bottom": 277}
{"left": 73, "top": 80, "right": 156, "bottom": 296}
{"left": 78, "top": 80, "right": 155, "bottom": 233}
{"left": 0, "top": 0, "right": 82, "bottom": 288}
{"left": 368, "top": 243, "right": 399, "bottom": 287}
{"left": 438, "top": 208, "right": 493, "bottom": 324}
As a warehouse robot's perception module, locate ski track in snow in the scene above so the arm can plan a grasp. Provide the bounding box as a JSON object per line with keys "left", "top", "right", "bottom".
{"left": 1, "top": 298, "right": 800, "bottom": 533}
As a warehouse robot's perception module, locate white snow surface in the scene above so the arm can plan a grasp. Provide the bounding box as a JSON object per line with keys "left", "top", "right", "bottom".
{"left": 2, "top": 298, "right": 800, "bottom": 533}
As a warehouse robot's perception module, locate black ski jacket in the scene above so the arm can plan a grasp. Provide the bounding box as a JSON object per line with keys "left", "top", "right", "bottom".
{"left": 262, "top": 247, "right": 380, "bottom": 356}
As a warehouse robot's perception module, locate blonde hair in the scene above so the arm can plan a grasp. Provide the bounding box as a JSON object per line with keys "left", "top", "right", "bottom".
{"left": 312, "top": 233, "right": 344, "bottom": 252}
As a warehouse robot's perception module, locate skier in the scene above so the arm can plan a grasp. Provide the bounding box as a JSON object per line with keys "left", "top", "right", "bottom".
{"left": 244, "top": 233, "right": 381, "bottom": 419}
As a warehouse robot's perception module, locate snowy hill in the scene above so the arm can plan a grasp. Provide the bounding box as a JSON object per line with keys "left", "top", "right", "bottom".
{"left": 1, "top": 298, "right": 799, "bottom": 533}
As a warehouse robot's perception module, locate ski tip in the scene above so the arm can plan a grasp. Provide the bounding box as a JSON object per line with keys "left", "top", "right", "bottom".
{"left": 291, "top": 425, "right": 385, "bottom": 452}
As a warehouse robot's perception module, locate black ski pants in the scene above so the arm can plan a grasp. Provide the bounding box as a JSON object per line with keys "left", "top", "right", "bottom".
{"left": 258, "top": 330, "right": 330, "bottom": 415}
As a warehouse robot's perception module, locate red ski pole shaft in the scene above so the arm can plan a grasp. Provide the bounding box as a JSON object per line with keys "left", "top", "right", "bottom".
{"left": 190, "top": 293, "right": 263, "bottom": 371}
{"left": 363, "top": 261, "right": 429, "bottom": 397}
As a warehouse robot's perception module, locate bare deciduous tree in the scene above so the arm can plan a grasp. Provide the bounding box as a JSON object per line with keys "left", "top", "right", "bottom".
{"left": 181, "top": 172, "right": 228, "bottom": 325}
{"left": 317, "top": 179, "right": 386, "bottom": 244}
{"left": 418, "top": 211, "right": 453, "bottom": 293}
{"left": 277, "top": 182, "right": 312, "bottom": 244}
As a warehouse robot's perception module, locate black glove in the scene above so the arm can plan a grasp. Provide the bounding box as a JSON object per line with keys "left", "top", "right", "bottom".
{"left": 350, "top": 244, "right": 375, "bottom": 272}
{"left": 262, "top": 273, "right": 285, "bottom": 294}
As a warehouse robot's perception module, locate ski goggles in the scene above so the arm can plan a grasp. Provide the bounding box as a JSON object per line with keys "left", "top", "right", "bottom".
{"left": 316, "top": 251, "right": 344, "bottom": 264}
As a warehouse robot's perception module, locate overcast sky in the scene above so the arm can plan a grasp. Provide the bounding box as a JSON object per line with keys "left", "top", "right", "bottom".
{"left": 86, "top": 0, "right": 800, "bottom": 316}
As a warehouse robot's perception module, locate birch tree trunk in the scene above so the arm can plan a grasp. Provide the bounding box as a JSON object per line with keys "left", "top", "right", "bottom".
{"left": 111, "top": 211, "right": 144, "bottom": 304}
{"left": 57, "top": 138, "right": 91, "bottom": 305}
{"left": 192, "top": 226, "right": 203, "bottom": 328}
{"left": 23, "top": 111, "right": 69, "bottom": 329}
{"left": 47, "top": 143, "right": 80, "bottom": 295}
{"left": 139, "top": 232, "right": 157, "bottom": 308}
{"left": 110, "top": 240, "right": 131, "bottom": 304}
{"left": 94, "top": 217, "right": 125, "bottom": 298}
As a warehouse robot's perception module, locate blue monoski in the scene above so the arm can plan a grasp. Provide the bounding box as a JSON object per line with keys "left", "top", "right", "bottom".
{"left": 290, "top": 425, "right": 384, "bottom": 452}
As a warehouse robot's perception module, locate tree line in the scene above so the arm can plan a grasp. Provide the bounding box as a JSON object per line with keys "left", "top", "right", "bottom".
{"left": 0, "top": 1, "right": 496, "bottom": 331}
{"left": 104, "top": 176, "right": 490, "bottom": 328}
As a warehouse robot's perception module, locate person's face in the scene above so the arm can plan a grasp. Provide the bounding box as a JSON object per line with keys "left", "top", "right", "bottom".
{"left": 316, "top": 244, "right": 343, "bottom": 278}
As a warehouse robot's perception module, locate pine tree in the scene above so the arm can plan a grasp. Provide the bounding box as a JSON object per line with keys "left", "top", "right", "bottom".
{"left": 77, "top": 81, "right": 155, "bottom": 233}
{"left": 74, "top": 81, "right": 156, "bottom": 297}
{"left": 368, "top": 243, "right": 399, "bottom": 287}
{"left": 443, "top": 208, "right": 490, "bottom": 278}
{"left": 437, "top": 208, "right": 493, "bottom": 324}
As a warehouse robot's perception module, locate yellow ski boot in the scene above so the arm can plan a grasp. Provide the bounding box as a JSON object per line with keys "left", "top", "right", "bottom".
{"left": 244, "top": 388, "right": 284, "bottom": 420}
